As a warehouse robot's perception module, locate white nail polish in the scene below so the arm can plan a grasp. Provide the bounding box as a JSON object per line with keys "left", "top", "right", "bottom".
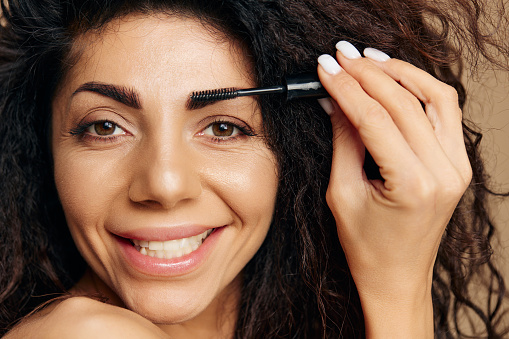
{"left": 317, "top": 98, "right": 335, "bottom": 116}
{"left": 335, "top": 41, "right": 362, "bottom": 59}
{"left": 363, "top": 47, "right": 391, "bottom": 62}
{"left": 317, "top": 54, "right": 342, "bottom": 75}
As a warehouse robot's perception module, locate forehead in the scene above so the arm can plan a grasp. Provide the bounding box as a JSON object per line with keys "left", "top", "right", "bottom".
{"left": 58, "top": 14, "right": 254, "bottom": 99}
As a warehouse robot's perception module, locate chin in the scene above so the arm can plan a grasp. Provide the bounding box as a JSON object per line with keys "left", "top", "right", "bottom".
{"left": 130, "top": 300, "right": 206, "bottom": 324}
{"left": 113, "top": 275, "right": 233, "bottom": 325}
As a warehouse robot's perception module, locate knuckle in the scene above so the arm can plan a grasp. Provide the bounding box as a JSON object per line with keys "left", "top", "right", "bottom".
{"left": 436, "top": 83, "right": 459, "bottom": 104}
{"left": 352, "top": 60, "right": 378, "bottom": 77}
{"left": 414, "top": 177, "right": 438, "bottom": 202}
{"left": 445, "top": 156, "right": 473, "bottom": 194}
{"left": 360, "top": 102, "right": 388, "bottom": 126}
{"left": 402, "top": 172, "right": 438, "bottom": 207}
{"left": 334, "top": 75, "right": 360, "bottom": 94}
{"left": 393, "top": 92, "right": 422, "bottom": 113}
{"left": 442, "top": 174, "right": 467, "bottom": 198}
{"left": 435, "top": 165, "right": 472, "bottom": 204}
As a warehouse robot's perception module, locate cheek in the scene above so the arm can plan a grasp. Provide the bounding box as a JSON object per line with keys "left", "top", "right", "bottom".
{"left": 53, "top": 149, "right": 126, "bottom": 232}
{"left": 205, "top": 149, "right": 279, "bottom": 227}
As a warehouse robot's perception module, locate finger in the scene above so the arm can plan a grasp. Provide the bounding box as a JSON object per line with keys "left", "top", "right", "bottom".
{"left": 318, "top": 97, "right": 381, "bottom": 182}
{"left": 318, "top": 96, "right": 366, "bottom": 213}
{"left": 317, "top": 54, "right": 424, "bottom": 192}
{"left": 318, "top": 97, "right": 365, "bottom": 183}
{"left": 363, "top": 55, "right": 471, "bottom": 183}
{"left": 334, "top": 43, "right": 454, "bottom": 180}
{"left": 320, "top": 98, "right": 370, "bottom": 213}
{"left": 334, "top": 42, "right": 470, "bottom": 185}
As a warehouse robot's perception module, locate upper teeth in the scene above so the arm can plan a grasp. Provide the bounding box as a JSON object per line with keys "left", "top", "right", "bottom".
{"left": 132, "top": 229, "right": 212, "bottom": 259}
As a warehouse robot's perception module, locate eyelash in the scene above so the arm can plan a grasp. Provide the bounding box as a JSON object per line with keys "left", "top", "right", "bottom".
{"left": 204, "top": 119, "right": 256, "bottom": 143}
{"left": 68, "top": 119, "right": 256, "bottom": 143}
{"left": 69, "top": 120, "right": 126, "bottom": 143}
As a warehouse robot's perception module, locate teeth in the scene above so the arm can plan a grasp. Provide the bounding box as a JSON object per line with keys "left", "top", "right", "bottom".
{"left": 164, "top": 240, "right": 179, "bottom": 251}
{"left": 133, "top": 229, "right": 213, "bottom": 259}
{"left": 148, "top": 241, "right": 163, "bottom": 251}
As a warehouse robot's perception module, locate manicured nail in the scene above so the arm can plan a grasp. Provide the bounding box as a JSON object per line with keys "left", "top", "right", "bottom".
{"left": 363, "top": 47, "right": 391, "bottom": 62}
{"left": 318, "top": 98, "right": 335, "bottom": 116}
{"left": 336, "top": 41, "right": 362, "bottom": 59}
{"left": 317, "top": 54, "right": 342, "bottom": 75}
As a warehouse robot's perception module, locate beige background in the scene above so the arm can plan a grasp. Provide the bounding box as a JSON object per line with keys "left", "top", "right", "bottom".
{"left": 464, "top": 68, "right": 509, "bottom": 280}
{"left": 1, "top": 3, "right": 508, "bottom": 295}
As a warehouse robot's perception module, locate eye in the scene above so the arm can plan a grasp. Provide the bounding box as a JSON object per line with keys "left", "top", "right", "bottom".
{"left": 196, "top": 117, "right": 256, "bottom": 144}
{"left": 85, "top": 121, "right": 125, "bottom": 136}
{"left": 203, "top": 121, "right": 241, "bottom": 138}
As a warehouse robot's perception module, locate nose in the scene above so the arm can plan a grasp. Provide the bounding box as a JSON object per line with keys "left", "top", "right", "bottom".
{"left": 128, "top": 140, "right": 202, "bottom": 209}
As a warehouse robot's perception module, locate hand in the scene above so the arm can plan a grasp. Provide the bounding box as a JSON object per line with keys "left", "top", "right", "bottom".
{"left": 317, "top": 41, "right": 472, "bottom": 338}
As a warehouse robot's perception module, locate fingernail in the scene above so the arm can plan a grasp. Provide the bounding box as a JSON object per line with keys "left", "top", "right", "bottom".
{"left": 336, "top": 41, "right": 362, "bottom": 59}
{"left": 363, "top": 47, "right": 391, "bottom": 62}
{"left": 317, "top": 54, "right": 342, "bottom": 75}
{"left": 318, "top": 98, "right": 335, "bottom": 116}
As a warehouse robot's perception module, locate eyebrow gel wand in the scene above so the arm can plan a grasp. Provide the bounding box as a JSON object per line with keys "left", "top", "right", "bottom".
{"left": 187, "top": 72, "right": 329, "bottom": 109}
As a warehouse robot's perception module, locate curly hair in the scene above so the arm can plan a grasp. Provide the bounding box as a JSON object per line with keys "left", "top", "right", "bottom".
{"left": 0, "top": 0, "right": 508, "bottom": 337}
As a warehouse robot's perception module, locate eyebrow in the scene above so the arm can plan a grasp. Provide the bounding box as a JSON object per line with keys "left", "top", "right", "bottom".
{"left": 72, "top": 82, "right": 142, "bottom": 109}
{"left": 186, "top": 95, "right": 222, "bottom": 111}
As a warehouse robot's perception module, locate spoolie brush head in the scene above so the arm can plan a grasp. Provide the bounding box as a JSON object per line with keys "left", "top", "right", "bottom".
{"left": 187, "top": 87, "right": 239, "bottom": 110}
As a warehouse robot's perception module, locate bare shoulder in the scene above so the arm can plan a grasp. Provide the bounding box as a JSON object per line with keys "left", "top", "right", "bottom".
{"left": 4, "top": 296, "right": 168, "bottom": 339}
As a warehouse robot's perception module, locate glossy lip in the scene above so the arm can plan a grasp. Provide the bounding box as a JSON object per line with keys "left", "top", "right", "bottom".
{"left": 116, "top": 226, "right": 225, "bottom": 277}
{"left": 114, "top": 225, "right": 215, "bottom": 241}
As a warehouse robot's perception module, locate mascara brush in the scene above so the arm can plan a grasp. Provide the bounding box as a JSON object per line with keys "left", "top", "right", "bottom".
{"left": 187, "top": 72, "right": 328, "bottom": 109}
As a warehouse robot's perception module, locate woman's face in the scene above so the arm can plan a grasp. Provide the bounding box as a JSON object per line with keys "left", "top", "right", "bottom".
{"left": 51, "top": 14, "right": 278, "bottom": 326}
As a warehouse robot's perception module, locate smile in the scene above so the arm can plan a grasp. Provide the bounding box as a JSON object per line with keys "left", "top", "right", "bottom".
{"left": 131, "top": 229, "right": 213, "bottom": 259}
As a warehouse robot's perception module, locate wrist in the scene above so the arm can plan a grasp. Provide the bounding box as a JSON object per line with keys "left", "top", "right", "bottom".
{"left": 358, "top": 284, "right": 434, "bottom": 338}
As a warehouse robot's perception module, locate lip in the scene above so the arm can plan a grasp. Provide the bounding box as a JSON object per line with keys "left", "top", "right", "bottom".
{"left": 114, "top": 225, "right": 214, "bottom": 241}
{"left": 116, "top": 226, "right": 225, "bottom": 277}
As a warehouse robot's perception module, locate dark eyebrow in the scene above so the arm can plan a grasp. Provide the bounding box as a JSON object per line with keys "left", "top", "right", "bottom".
{"left": 72, "top": 82, "right": 142, "bottom": 109}
{"left": 186, "top": 95, "right": 222, "bottom": 111}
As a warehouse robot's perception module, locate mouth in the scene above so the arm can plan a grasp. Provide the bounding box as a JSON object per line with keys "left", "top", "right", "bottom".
{"left": 131, "top": 229, "right": 214, "bottom": 259}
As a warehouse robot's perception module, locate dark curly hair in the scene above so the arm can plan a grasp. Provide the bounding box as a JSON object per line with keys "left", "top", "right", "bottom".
{"left": 1, "top": 0, "right": 508, "bottom": 337}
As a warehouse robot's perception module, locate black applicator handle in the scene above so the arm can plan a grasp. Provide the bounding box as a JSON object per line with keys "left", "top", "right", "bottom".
{"left": 285, "top": 72, "right": 329, "bottom": 100}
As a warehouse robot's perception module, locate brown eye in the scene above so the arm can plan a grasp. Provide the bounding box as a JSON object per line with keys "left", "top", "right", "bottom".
{"left": 211, "top": 122, "right": 235, "bottom": 137}
{"left": 94, "top": 121, "right": 115, "bottom": 135}
{"left": 203, "top": 122, "right": 241, "bottom": 139}
{"left": 85, "top": 121, "right": 124, "bottom": 136}
{"left": 201, "top": 120, "right": 251, "bottom": 141}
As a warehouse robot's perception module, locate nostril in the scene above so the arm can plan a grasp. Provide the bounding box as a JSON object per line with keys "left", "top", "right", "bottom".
{"left": 128, "top": 162, "right": 202, "bottom": 209}
{"left": 130, "top": 198, "right": 165, "bottom": 209}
